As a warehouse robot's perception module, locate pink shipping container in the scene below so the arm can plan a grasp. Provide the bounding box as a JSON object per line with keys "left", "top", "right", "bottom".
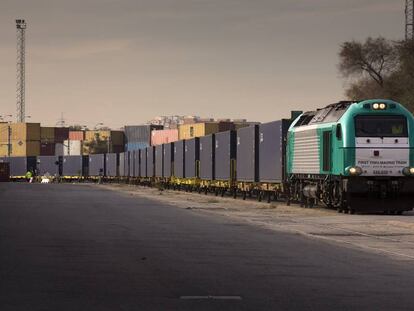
{"left": 151, "top": 129, "right": 179, "bottom": 146}
{"left": 69, "top": 131, "right": 85, "bottom": 141}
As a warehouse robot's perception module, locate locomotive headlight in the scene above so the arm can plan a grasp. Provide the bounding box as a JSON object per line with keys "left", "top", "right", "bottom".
{"left": 372, "top": 103, "right": 380, "bottom": 110}
{"left": 347, "top": 166, "right": 363, "bottom": 176}
{"left": 379, "top": 103, "right": 387, "bottom": 110}
{"left": 402, "top": 167, "right": 414, "bottom": 176}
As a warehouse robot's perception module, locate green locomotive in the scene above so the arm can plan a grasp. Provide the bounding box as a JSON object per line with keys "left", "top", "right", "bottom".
{"left": 286, "top": 99, "right": 414, "bottom": 213}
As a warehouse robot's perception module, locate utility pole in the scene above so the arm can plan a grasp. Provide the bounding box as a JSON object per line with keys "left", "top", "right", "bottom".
{"left": 16, "top": 19, "right": 27, "bottom": 123}
{"left": 406, "top": 0, "right": 414, "bottom": 40}
{"left": 7, "top": 125, "right": 11, "bottom": 156}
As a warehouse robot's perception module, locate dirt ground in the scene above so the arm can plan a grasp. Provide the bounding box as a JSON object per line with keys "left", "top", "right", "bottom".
{"left": 97, "top": 184, "right": 414, "bottom": 262}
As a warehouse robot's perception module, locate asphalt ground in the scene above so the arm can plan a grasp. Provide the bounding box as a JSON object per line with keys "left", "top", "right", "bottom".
{"left": 1, "top": 183, "right": 414, "bottom": 311}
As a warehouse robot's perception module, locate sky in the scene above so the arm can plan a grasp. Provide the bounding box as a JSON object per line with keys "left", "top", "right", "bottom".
{"left": 0, "top": 0, "right": 406, "bottom": 128}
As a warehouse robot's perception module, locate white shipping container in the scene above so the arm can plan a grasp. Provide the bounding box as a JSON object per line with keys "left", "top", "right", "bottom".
{"left": 63, "top": 140, "right": 83, "bottom": 156}
{"left": 55, "top": 143, "right": 64, "bottom": 156}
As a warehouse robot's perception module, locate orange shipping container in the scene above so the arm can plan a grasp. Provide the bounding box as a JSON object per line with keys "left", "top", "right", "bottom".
{"left": 151, "top": 129, "right": 179, "bottom": 146}
{"left": 69, "top": 131, "right": 85, "bottom": 141}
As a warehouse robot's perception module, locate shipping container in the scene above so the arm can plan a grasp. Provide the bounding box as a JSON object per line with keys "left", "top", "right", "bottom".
{"left": 184, "top": 138, "right": 200, "bottom": 178}
{"left": 0, "top": 162, "right": 10, "bottom": 181}
{"left": 63, "top": 140, "right": 83, "bottom": 156}
{"left": 147, "top": 146, "right": 155, "bottom": 178}
{"left": 179, "top": 123, "right": 219, "bottom": 140}
{"left": 0, "top": 123, "right": 9, "bottom": 142}
{"left": 174, "top": 140, "right": 185, "bottom": 178}
{"left": 218, "top": 121, "right": 235, "bottom": 132}
{"left": 55, "top": 143, "right": 64, "bottom": 156}
{"left": 124, "top": 152, "right": 131, "bottom": 177}
{"left": 126, "top": 142, "right": 149, "bottom": 151}
{"left": 151, "top": 129, "right": 179, "bottom": 146}
{"left": 140, "top": 148, "right": 147, "bottom": 177}
{"left": 62, "top": 155, "right": 88, "bottom": 177}
{"left": 237, "top": 125, "right": 259, "bottom": 182}
{"left": 69, "top": 131, "right": 85, "bottom": 141}
{"left": 155, "top": 145, "right": 164, "bottom": 177}
{"left": 111, "top": 144, "right": 125, "bottom": 154}
{"left": 40, "top": 142, "right": 56, "bottom": 156}
{"left": 124, "top": 125, "right": 163, "bottom": 144}
{"left": 163, "top": 143, "right": 174, "bottom": 178}
{"left": 258, "top": 120, "right": 291, "bottom": 182}
{"left": 9, "top": 123, "right": 41, "bottom": 141}
{"left": 89, "top": 154, "right": 106, "bottom": 176}
{"left": 10, "top": 140, "right": 40, "bottom": 157}
{"left": 214, "top": 131, "right": 237, "bottom": 181}
{"left": 119, "top": 152, "right": 126, "bottom": 177}
{"left": 40, "top": 127, "right": 55, "bottom": 142}
{"left": 105, "top": 153, "right": 118, "bottom": 177}
{"left": 132, "top": 150, "right": 140, "bottom": 177}
{"left": 54, "top": 127, "right": 70, "bottom": 142}
{"left": 37, "top": 156, "right": 61, "bottom": 176}
{"left": 199, "top": 134, "right": 215, "bottom": 180}
{"left": 0, "top": 156, "right": 37, "bottom": 177}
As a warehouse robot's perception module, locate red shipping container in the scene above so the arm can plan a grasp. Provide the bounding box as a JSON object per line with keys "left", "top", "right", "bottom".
{"left": 69, "top": 131, "right": 85, "bottom": 141}
{"left": 151, "top": 129, "right": 179, "bottom": 146}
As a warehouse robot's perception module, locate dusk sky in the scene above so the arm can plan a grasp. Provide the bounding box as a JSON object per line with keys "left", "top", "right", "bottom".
{"left": 0, "top": 0, "right": 405, "bottom": 128}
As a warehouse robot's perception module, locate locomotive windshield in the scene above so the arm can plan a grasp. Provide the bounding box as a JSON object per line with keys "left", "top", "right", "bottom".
{"left": 355, "top": 115, "right": 408, "bottom": 137}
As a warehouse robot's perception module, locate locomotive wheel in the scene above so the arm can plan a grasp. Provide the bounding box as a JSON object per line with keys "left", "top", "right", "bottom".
{"left": 242, "top": 191, "right": 247, "bottom": 200}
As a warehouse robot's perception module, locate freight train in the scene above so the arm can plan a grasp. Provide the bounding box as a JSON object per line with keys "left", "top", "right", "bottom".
{"left": 1, "top": 99, "right": 413, "bottom": 214}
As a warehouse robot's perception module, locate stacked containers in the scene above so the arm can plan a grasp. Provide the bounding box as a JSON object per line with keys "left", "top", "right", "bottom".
{"left": 184, "top": 138, "right": 200, "bottom": 178}
{"left": 37, "top": 156, "right": 60, "bottom": 176}
{"left": 105, "top": 153, "right": 118, "bottom": 177}
{"left": 155, "top": 145, "right": 164, "bottom": 177}
{"left": 163, "top": 143, "right": 174, "bottom": 178}
{"left": 55, "top": 127, "right": 69, "bottom": 156}
{"left": 40, "top": 127, "right": 55, "bottom": 156}
{"left": 258, "top": 120, "right": 291, "bottom": 182}
{"left": 124, "top": 125, "right": 163, "bottom": 151}
{"left": 146, "top": 147, "right": 155, "bottom": 178}
{"left": 214, "top": 131, "right": 237, "bottom": 180}
{"left": 151, "top": 129, "right": 179, "bottom": 146}
{"left": 89, "top": 154, "right": 106, "bottom": 176}
{"left": 237, "top": 125, "right": 259, "bottom": 182}
{"left": 174, "top": 140, "right": 185, "bottom": 178}
{"left": 0, "top": 123, "right": 41, "bottom": 157}
{"left": 62, "top": 155, "right": 88, "bottom": 177}
{"left": 199, "top": 134, "right": 215, "bottom": 180}
{"left": 140, "top": 148, "right": 147, "bottom": 177}
{"left": 69, "top": 131, "right": 85, "bottom": 141}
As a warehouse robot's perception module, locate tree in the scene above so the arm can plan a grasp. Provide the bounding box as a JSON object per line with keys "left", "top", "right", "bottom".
{"left": 338, "top": 37, "right": 414, "bottom": 112}
{"left": 339, "top": 37, "right": 398, "bottom": 88}
{"left": 83, "top": 133, "right": 109, "bottom": 154}
{"left": 69, "top": 124, "right": 88, "bottom": 131}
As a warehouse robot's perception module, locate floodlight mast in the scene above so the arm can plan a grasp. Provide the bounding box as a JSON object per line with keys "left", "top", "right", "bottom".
{"left": 16, "top": 19, "right": 27, "bottom": 123}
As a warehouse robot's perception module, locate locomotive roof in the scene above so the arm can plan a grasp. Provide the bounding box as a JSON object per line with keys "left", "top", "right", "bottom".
{"left": 294, "top": 101, "right": 354, "bottom": 127}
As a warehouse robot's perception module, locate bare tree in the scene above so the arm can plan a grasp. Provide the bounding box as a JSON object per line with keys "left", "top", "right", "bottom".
{"left": 339, "top": 37, "right": 398, "bottom": 87}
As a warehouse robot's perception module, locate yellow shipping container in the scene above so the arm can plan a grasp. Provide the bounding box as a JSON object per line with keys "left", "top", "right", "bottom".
{"left": 179, "top": 122, "right": 219, "bottom": 140}
{"left": 8, "top": 140, "right": 40, "bottom": 157}
{"left": 0, "top": 144, "right": 8, "bottom": 156}
{"left": 8, "top": 123, "right": 41, "bottom": 141}
{"left": 40, "top": 127, "right": 55, "bottom": 142}
{"left": 0, "top": 123, "right": 9, "bottom": 142}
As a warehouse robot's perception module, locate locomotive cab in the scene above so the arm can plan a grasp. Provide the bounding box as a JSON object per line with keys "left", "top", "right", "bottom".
{"left": 287, "top": 99, "right": 414, "bottom": 213}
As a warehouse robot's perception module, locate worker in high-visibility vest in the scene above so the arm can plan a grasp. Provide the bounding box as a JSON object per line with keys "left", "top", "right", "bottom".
{"left": 25, "top": 170, "right": 34, "bottom": 183}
